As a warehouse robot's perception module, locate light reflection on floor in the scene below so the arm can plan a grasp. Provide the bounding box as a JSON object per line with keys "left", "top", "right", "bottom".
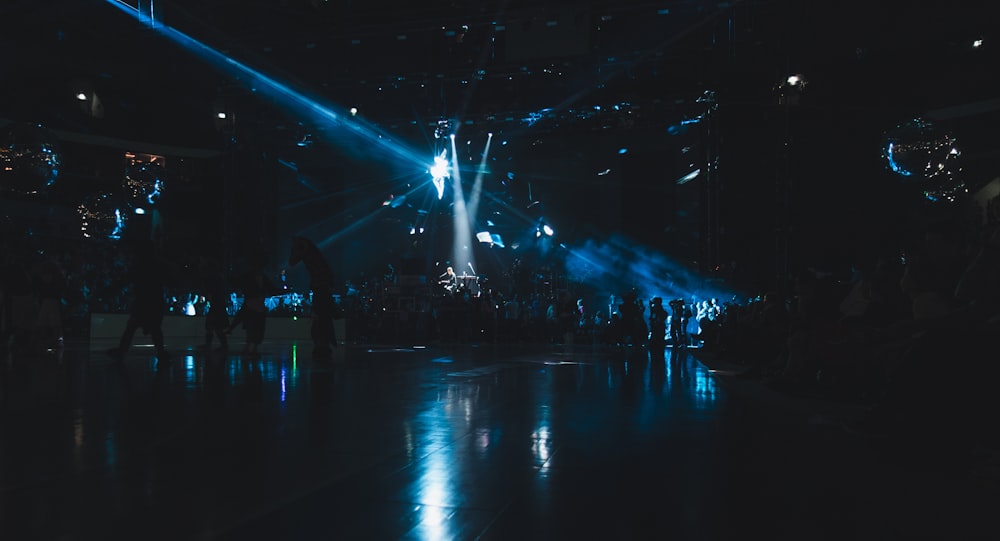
{"left": 3, "top": 339, "right": 991, "bottom": 540}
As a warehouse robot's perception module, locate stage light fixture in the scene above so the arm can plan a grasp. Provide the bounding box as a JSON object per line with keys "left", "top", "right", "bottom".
{"left": 786, "top": 74, "right": 807, "bottom": 88}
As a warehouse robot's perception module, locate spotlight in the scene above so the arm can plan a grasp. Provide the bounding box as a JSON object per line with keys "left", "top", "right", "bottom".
{"left": 785, "top": 74, "right": 807, "bottom": 88}
{"left": 430, "top": 154, "right": 450, "bottom": 179}
{"left": 430, "top": 151, "right": 449, "bottom": 199}
{"left": 75, "top": 92, "right": 87, "bottom": 101}
{"left": 216, "top": 112, "right": 227, "bottom": 119}
{"left": 543, "top": 224, "right": 554, "bottom": 236}
{"left": 434, "top": 119, "right": 452, "bottom": 139}
{"left": 350, "top": 107, "right": 358, "bottom": 116}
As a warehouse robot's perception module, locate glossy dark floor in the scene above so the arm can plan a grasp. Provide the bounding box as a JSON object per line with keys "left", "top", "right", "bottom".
{"left": 2, "top": 338, "right": 998, "bottom": 540}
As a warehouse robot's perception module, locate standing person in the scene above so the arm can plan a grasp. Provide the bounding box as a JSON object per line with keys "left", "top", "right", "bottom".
{"left": 198, "top": 257, "right": 229, "bottom": 352}
{"left": 618, "top": 289, "right": 647, "bottom": 347}
{"left": 107, "top": 240, "right": 171, "bottom": 364}
{"left": 227, "top": 257, "right": 278, "bottom": 357}
{"left": 648, "top": 296, "right": 668, "bottom": 348}
{"left": 31, "top": 256, "right": 67, "bottom": 355}
{"left": 668, "top": 298, "right": 688, "bottom": 347}
{"left": 289, "top": 236, "right": 338, "bottom": 360}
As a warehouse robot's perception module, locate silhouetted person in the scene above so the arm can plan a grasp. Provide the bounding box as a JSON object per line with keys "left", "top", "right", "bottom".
{"left": 648, "top": 296, "right": 668, "bottom": 348}
{"left": 289, "top": 236, "right": 338, "bottom": 359}
{"left": 108, "top": 240, "right": 170, "bottom": 364}
{"left": 618, "top": 289, "right": 647, "bottom": 347}
{"left": 668, "top": 298, "right": 689, "bottom": 347}
{"left": 198, "top": 257, "right": 229, "bottom": 352}
{"left": 31, "top": 256, "right": 67, "bottom": 355}
{"left": 227, "top": 257, "right": 278, "bottom": 357}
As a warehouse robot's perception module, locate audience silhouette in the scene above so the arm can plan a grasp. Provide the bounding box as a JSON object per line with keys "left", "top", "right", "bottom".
{"left": 107, "top": 239, "right": 172, "bottom": 365}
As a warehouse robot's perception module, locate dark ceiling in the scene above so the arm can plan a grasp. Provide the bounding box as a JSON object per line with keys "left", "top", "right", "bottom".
{"left": 4, "top": 0, "right": 996, "bottom": 153}
{"left": 2, "top": 0, "right": 999, "bottom": 283}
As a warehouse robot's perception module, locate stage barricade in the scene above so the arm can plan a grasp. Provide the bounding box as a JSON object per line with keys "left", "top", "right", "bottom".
{"left": 89, "top": 313, "right": 346, "bottom": 345}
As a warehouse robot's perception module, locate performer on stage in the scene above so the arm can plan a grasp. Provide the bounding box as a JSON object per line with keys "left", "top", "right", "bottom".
{"left": 439, "top": 266, "right": 459, "bottom": 295}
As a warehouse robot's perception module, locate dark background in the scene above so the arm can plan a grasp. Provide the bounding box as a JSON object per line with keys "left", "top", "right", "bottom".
{"left": 2, "top": 0, "right": 998, "bottom": 294}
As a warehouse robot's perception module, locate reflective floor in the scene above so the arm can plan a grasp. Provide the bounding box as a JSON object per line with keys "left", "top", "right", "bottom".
{"left": 1, "top": 339, "right": 998, "bottom": 540}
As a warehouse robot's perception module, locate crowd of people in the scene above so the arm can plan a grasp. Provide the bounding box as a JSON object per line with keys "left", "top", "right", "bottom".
{"left": 702, "top": 205, "right": 1000, "bottom": 462}
{"left": 4, "top": 199, "right": 999, "bottom": 457}
{"left": 0, "top": 229, "right": 732, "bottom": 360}
{"left": 2, "top": 192, "right": 999, "bottom": 471}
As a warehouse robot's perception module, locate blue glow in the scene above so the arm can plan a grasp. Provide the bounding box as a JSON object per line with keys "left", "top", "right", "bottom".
{"left": 618, "top": 148, "right": 629, "bottom": 155}
{"left": 111, "top": 209, "right": 125, "bottom": 240}
{"left": 184, "top": 355, "right": 196, "bottom": 385}
{"left": 280, "top": 365, "right": 287, "bottom": 403}
{"left": 522, "top": 109, "right": 553, "bottom": 127}
{"left": 563, "top": 233, "right": 740, "bottom": 306}
{"left": 885, "top": 142, "right": 914, "bottom": 177}
{"left": 104, "top": 0, "right": 430, "bottom": 175}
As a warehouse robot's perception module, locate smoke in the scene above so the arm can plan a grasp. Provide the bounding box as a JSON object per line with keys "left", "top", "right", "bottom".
{"left": 563, "top": 233, "right": 737, "bottom": 304}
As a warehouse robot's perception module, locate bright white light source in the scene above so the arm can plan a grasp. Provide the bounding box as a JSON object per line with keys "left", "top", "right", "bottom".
{"left": 216, "top": 112, "right": 227, "bottom": 119}
{"left": 973, "top": 39, "right": 983, "bottom": 48}
{"left": 76, "top": 92, "right": 87, "bottom": 101}
{"left": 676, "top": 169, "right": 701, "bottom": 185}
{"left": 350, "top": 107, "right": 358, "bottom": 116}
{"left": 430, "top": 155, "right": 449, "bottom": 179}
{"left": 542, "top": 224, "right": 554, "bottom": 236}
{"left": 430, "top": 151, "right": 449, "bottom": 199}
{"left": 786, "top": 74, "right": 807, "bottom": 88}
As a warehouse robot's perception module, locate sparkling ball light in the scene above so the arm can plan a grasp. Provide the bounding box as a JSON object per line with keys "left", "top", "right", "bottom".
{"left": 0, "top": 122, "right": 62, "bottom": 195}
{"left": 883, "top": 117, "right": 964, "bottom": 202}
{"left": 123, "top": 160, "right": 165, "bottom": 206}
{"left": 78, "top": 192, "right": 129, "bottom": 240}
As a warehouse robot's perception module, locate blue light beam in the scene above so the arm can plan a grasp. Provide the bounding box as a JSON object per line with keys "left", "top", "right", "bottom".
{"left": 104, "top": 1, "right": 430, "bottom": 172}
